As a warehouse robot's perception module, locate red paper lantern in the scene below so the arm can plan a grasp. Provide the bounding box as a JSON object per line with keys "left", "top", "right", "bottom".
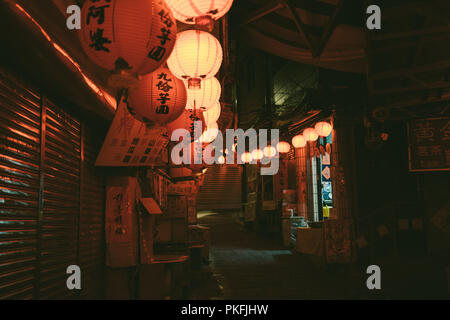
{"left": 79, "top": 0, "right": 177, "bottom": 75}
{"left": 166, "top": 109, "right": 206, "bottom": 141}
{"left": 127, "top": 67, "right": 186, "bottom": 126}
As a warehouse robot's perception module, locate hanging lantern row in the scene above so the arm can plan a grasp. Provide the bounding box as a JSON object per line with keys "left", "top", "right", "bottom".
{"left": 289, "top": 121, "right": 333, "bottom": 150}
{"left": 251, "top": 149, "right": 264, "bottom": 161}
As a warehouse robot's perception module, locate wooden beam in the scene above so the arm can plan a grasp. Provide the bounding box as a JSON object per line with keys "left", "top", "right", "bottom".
{"left": 316, "top": 0, "right": 345, "bottom": 57}
{"left": 276, "top": 0, "right": 316, "bottom": 53}
{"left": 240, "top": 1, "right": 284, "bottom": 26}
{"left": 371, "top": 60, "right": 450, "bottom": 81}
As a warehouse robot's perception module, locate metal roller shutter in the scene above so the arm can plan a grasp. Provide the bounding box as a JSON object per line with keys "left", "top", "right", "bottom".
{"left": 38, "top": 99, "right": 81, "bottom": 299}
{"left": 0, "top": 72, "right": 41, "bottom": 299}
{"left": 0, "top": 68, "right": 107, "bottom": 300}
{"left": 78, "top": 125, "right": 105, "bottom": 299}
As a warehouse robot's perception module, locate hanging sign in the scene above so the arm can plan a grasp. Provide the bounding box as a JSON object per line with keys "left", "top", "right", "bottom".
{"left": 96, "top": 96, "right": 169, "bottom": 166}
{"left": 407, "top": 117, "right": 450, "bottom": 172}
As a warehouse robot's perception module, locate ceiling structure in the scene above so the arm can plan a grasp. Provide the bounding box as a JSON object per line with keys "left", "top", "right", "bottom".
{"left": 233, "top": 0, "right": 450, "bottom": 119}
{"left": 366, "top": 0, "right": 450, "bottom": 119}
{"left": 234, "top": 0, "right": 366, "bottom": 74}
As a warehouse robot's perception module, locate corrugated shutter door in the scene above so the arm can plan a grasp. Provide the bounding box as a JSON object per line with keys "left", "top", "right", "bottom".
{"left": 0, "top": 73, "right": 41, "bottom": 299}
{"left": 38, "top": 100, "right": 80, "bottom": 299}
{"left": 79, "top": 125, "right": 105, "bottom": 299}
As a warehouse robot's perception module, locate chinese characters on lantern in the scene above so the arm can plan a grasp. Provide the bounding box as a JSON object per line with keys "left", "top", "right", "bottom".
{"left": 87, "top": 0, "right": 112, "bottom": 52}
{"left": 155, "top": 72, "right": 172, "bottom": 115}
{"left": 148, "top": 9, "right": 175, "bottom": 62}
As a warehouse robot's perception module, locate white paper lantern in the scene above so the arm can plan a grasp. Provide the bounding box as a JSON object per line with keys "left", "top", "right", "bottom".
{"left": 167, "top": 30, "right": 223, "bottom": 89}
{"left": 164, "top": 0, "right": 234, "bottom": 25}
{"left": 251, "top": 149, "right": 264, "bottom": 160}
{"left": 303, "top": 128, "right": 319, "bottom": 141}
{"left": 186, "top": 77, "right": 221, "bottom": 111}
{"left": 203, "top": 101, "right": 221, "bottom": 125}
{"left": 292, "top": 135, "right": 307, "bottom": 148}
{"left": 199, "top": 122, "right": 219, "bottom": 143}
{"left": 314, "top": 121, "right": 332, "bottom": 137}
{"left": 277, "top": 141, "right": 291, "bottom": 153}
{"left": 263, "top": 146, "right": 277, "bottom": 158}
{"left": 241, "top": 152, "right": 253, "bottom": 163}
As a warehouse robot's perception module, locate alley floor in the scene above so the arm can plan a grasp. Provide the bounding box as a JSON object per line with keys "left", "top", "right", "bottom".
{"left": 186, "top": 213, "right": 449, "bottom": 300}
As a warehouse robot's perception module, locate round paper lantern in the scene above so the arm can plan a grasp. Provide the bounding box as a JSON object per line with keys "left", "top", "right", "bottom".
{"left": 127, "top": 67, "right": 186, "bottom": 125}
{"left": 303, "top": 128, "right": 319, "bottom": 141}
{"left": 251, "top": 149, "right": 264, "bottom": 160}
{"left": 203, "top": 101, "right": 221, "bottom": 125}
{"left": 164, "top": 0, "right": 234, "bottom": 25}
{"left": 241, "top": 152, "right": 253, "bottom": 164}
{"left": 277, "top": 141, "right": 291, "bottom": 153}
{"left": 166, "top": 109, "right": 206, "bottom": 141}
{"left": 314, "top": 121, "right": 332, "bottom": 137}
{"left": 292, "top": 135, "right": 307, "bottom": 148}
{"left": 79, "top": 0, "right": 177, "bottom": 75}
{"left": 263, "top": 146, "right": 277, "bottom": 158}
{"left": 167, "top": 30, "right": 223, "bottom": 89}
{"left": 186, "top": 77, "right": 221, "bottom": 111}
{"left": 199, "top": 122, "right": 219, "bottom": 143}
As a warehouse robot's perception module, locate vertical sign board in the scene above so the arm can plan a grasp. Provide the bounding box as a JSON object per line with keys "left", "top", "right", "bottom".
{"left": 408, "top": 117, "right": 450, "bottom": 172}
{"left": 95, "top": 97, "right": 169, "bottom": 166}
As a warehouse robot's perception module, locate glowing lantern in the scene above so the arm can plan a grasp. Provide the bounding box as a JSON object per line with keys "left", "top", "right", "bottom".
{"left": 166, "top": 109, "right": 205, "bottom": 141}
{"left": 127, "top": 67, "right": 186, "bottom": 125}
{"left": 186, "top": 77, "right": 221, "bottom": 111}
{"left": 199, "top": 122, "right": 219, "bottom": 143}
{"left": 292, "top": 135, "right": 306, "bottom": 148}
{"left": 218, "top": 155, "right": 225, "bottom": 164}
{"left": 263, "top": 146, "right": 277, "bottom": 158}
{"left": 203, "top": 101, "right": 221, "bottom": 125}
{"left": 314, "top": 121, "right": 332, "bottom": 137}
{"left": 303, "top": 128, "right": 319, "bottom": 141}
{"left": 251, "top": 149, "right": 264, "bottom": 160}
{"left": 164, "top": 0, "right": 234, "bottom": 26}
{"left": 167, "top": 30, "right": 223, "bottom": 89}
{"left": 79, "top": 0, "right": 176, "bottom": 76}
{"left": 277, "top": 141, "right": 291, "bottom": 153}
{"left": 241, "top": 152, "right": 253, "bottom": 164}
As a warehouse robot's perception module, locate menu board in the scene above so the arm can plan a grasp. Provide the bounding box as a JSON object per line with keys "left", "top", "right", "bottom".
{"left": 96, "top": 96, "right": 169, "bottom": 166}
{"left": 408, "top": 117, "right": 450, "bottom": 172}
